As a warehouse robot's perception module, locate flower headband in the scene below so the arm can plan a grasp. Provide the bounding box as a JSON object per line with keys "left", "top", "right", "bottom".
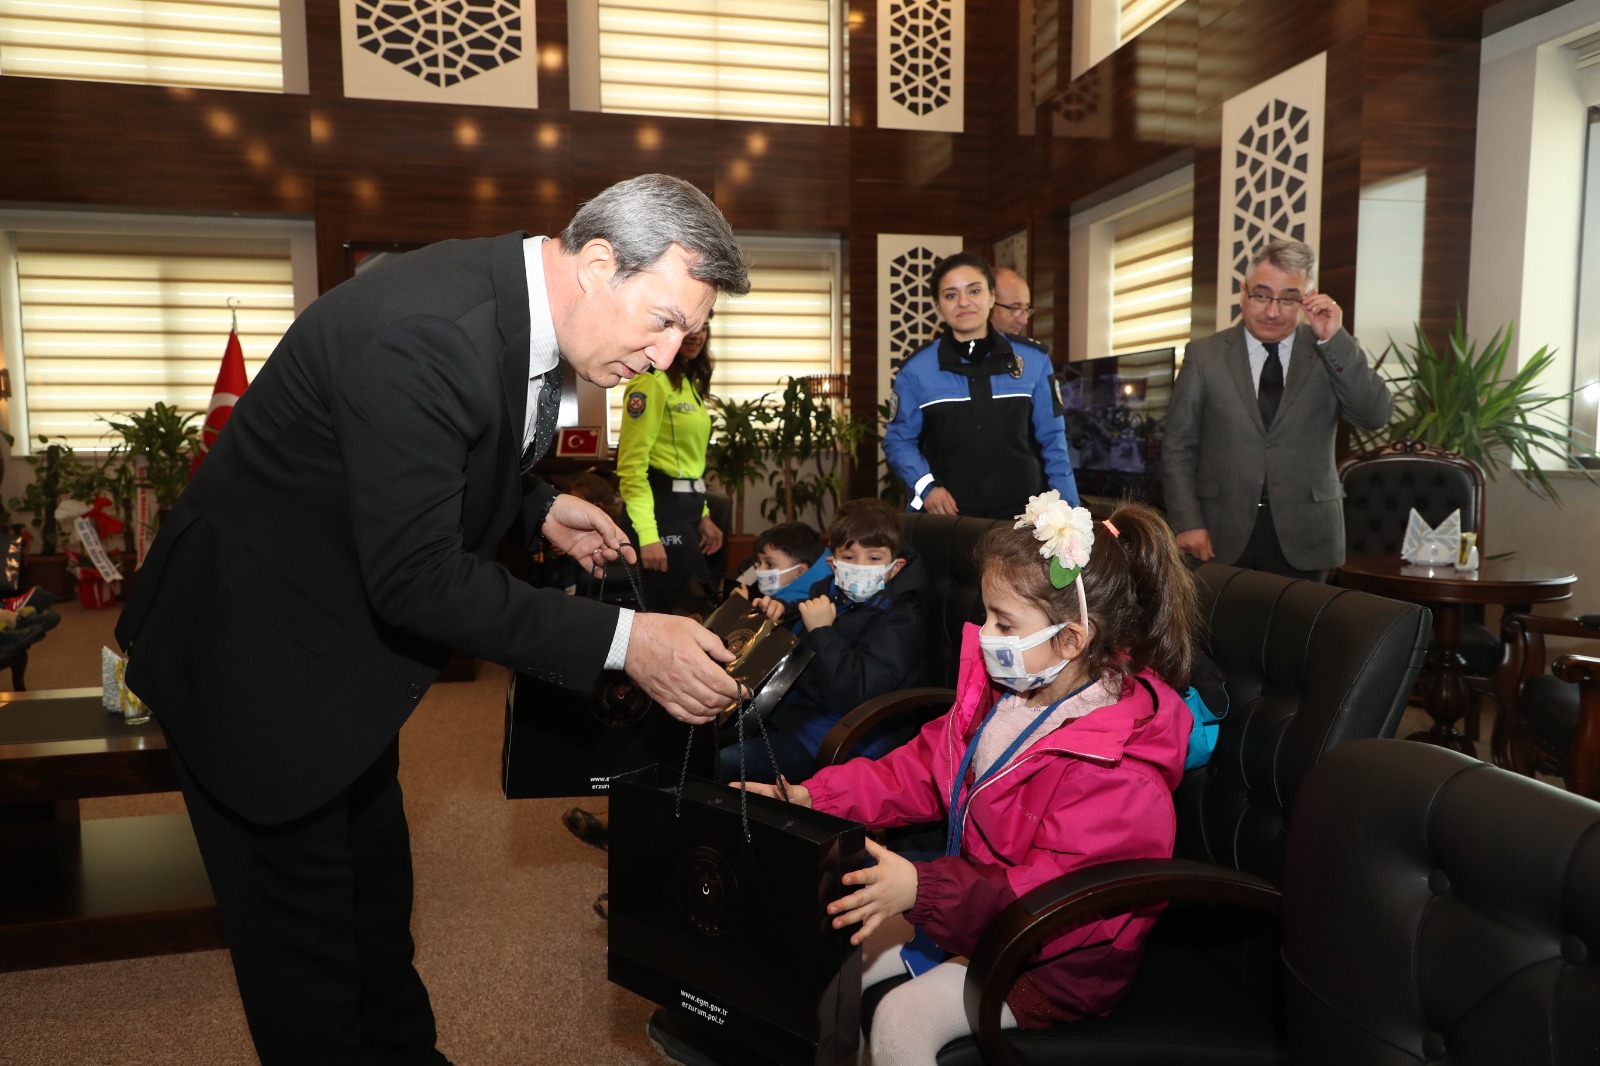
{"left": 1014, "top": 491, "right": 1094, "bottom": 589}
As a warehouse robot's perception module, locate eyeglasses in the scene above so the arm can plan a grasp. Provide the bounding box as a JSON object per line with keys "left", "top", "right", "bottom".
{"left": 994, "top": 302, "right": 1033, "bottom": 315}
{"left": 1243, "top": 293, "right": 1303, "bottom": 311}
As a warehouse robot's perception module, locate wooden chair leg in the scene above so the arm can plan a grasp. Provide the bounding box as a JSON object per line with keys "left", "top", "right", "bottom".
{"left": 9, "top": 648, "right": 26, "bottom": 692}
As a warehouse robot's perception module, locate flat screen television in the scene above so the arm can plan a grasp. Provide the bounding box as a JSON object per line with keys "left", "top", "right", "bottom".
{"left": 1057, "top": 347, "right": 1177, "bottom": 509}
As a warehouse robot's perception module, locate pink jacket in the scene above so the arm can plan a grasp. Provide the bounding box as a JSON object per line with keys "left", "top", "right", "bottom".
{"left": 804, "top": 622, "right": 1191, "bottom": 1027}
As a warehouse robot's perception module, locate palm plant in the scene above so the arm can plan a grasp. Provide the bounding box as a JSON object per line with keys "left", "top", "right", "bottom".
{"left": 102, "top": 402, "right": 201, "bottom": 513}
{"left": 706, "top": 394, "right": 771, "bottom": 535}
{"left": 1359, "top": 316, "right": 1598, "bottom": 503}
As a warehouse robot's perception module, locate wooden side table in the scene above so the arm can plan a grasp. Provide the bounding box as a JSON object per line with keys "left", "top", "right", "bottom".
{"left": 0, "top": 687, "right": 223, "bottom": 971}
{"left": 1334, "top": 557, "right": 1576, "bottom": 756}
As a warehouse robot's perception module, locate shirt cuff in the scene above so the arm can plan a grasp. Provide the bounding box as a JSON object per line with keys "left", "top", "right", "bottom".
{"left": 605, "top": 608, "right": 635, "bottom": 671}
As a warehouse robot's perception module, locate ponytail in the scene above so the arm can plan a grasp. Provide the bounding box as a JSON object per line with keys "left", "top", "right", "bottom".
{"left": 975, "top": 500, "right": 1198, "bottom": 691}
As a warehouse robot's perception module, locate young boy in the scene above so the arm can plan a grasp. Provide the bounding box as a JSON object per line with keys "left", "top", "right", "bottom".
{"left": 720, "top": 498, "right": 930, "bottom": 783}
{"left": 734, "top": 521, "right": 831, "bottom": 604}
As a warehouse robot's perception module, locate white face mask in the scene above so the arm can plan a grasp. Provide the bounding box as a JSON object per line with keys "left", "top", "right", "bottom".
{"left": 979, "top": 623, "right": 1070, "bottom": 692}
{"left": 833, "top": 560, "right": 894, "bottom": 603}
{"left": 754, "top": 563, "right": 804, "bottom": 594}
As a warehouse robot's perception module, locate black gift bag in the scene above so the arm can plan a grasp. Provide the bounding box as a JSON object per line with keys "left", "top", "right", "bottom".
{"left": 608, "top": 764, "right": 866, "bottom": 1066}
{"left": 501, "top": 595, "right": 814, "bottom": 799}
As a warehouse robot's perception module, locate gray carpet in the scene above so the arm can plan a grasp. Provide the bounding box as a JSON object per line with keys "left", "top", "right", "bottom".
{"left": 0, "top": 599, "right": 662, "bottom": 1065}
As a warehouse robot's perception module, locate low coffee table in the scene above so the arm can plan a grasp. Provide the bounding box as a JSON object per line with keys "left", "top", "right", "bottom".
{"left": 0, "top": 687, "right": 223, "bottom": 971}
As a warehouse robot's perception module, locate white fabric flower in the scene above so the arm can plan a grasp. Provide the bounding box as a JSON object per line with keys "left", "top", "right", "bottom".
{"left": 1014, "top": 491, "right": 1094, "bottom": 571}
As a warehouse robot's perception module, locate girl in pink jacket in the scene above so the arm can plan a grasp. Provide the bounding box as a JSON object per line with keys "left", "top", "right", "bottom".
{"left": 747, "top": 496, "right": 1198, "bottom": 1065}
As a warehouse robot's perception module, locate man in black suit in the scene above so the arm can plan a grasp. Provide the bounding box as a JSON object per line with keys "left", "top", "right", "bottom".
{"left": 115, "top": 174, "right": 750, "bottom": 1064}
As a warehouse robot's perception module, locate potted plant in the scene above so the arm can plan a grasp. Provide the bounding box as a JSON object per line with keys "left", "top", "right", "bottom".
{"left": 759, "top": 376, "right": 869, "bottom": 529}
{"left": 6, "top": 436, "right": 77, "bottom": 598}
{"left": 705, "top": 393, "right": 772, "bottom": 536}
{"left": 1357, "top": 316, "right": 1599, "bottom": 503}
{"left": 102, "top": 402, "right": 201, "bottom": 525}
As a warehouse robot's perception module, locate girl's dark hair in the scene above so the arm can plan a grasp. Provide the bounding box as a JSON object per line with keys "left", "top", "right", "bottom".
{"left": 928, "top": 251, "right": 996, "bottom": 300}
{"left": 752, "top": 521, "right": 823, "bottom": 566}
{"left": 973, "top": 501, "right": 1198, "bottom": 690}
{"left": 663, "top": 310, "right": 713, "bottom": 397}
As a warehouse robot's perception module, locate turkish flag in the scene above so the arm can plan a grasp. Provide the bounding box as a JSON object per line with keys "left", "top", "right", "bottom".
{"left": 197, "top": 329, "right": 249, "bottom": 465}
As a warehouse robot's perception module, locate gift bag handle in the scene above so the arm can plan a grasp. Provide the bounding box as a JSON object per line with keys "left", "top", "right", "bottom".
{"left": 674, "top": 683, "right": 790, "bottom": 842}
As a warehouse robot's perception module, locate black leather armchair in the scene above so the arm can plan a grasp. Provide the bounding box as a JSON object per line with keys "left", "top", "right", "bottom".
{"left": 818, "top": 513, "right": 1434, "bottom": 1064}
{"left": 1339, "top": 440, "right": 1498, "bottom": 736}
{"left": 1495, "top": 611, "right": 1600, "bottom": 799}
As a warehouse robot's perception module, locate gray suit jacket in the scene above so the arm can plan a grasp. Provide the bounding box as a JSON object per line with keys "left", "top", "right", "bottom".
{"left": 1161, "top": 323, "right": 1392, "bottom": 571}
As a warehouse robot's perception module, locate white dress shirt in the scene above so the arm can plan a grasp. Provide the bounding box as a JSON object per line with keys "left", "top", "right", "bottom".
{"left": 522, "top": 236, "right": 634, "bottom": 669}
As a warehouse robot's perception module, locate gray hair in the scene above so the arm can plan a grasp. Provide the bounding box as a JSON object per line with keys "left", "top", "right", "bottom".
{"left": 560, "top": 174, "right": 750, "bottom": 296}
{"left": 1247, "top": 238, "right": 1316, "bottom": 283}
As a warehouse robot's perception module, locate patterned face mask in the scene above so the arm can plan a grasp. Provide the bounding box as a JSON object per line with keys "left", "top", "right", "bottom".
{"left": 832, "top": 560, "right": 895, "bottom": 603}
{"left": 978, "top": 623, "right": 1070, "bottom": 692}
{"left": 754, "top": 563, "right": 804, "bottom": 594}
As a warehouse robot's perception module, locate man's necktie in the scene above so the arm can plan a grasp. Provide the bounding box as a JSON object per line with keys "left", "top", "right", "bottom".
{"left": 1258, "top": 341, "right": 1283, "bottom": 430}
{"left": 524, "top": 366, "right": 563, "bottom": 471}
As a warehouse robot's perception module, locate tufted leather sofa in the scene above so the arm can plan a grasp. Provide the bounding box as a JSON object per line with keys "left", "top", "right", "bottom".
{"left": 818, "top": 513, "right": 1437, "bottom": 1064}
{"left": 1278, "top": 738, "right": 1600, "bottom": 1065}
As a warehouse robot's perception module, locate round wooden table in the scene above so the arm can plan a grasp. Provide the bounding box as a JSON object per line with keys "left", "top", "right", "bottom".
{"left": 1334, "top": 556, "right": 1576, "bottom": 755}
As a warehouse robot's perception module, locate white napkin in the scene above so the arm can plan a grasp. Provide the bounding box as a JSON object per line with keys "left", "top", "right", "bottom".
{"left": 1400, "top": 508, "right": 1461, "bottom": 565}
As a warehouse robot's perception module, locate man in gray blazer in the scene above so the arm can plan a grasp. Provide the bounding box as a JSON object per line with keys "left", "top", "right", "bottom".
{"left": 1162, "top": 239, "right": 1392, "bottom": 579}
{"left": 117, "top": 175, "right": 749, "bottom": 1064}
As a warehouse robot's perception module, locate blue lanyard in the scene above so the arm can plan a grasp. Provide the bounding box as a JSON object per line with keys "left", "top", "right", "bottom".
{"left": 944, "top": 678, "right": 1095, "bottom": 857}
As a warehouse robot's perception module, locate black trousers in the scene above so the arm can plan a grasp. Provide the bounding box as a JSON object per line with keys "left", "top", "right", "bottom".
{"left": 626, "top": 474, "right": 711, "bottom": 613}
{"left": 172, "top": 736, "right": 449, "bottom": 1066}
{"left": 1233, "top": 503, "right": 1326, "bottom": 583}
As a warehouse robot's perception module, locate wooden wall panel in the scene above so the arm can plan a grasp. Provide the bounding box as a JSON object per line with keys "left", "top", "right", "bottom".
{"left": 0, "top": 0, "right": 1527, "bottom": 500}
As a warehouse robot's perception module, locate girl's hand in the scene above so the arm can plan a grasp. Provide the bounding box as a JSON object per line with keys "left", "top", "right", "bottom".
{"left": 732, "top": 779, "right": 812, "bottom": 808}
{"left": 828, "top": 838, "right": 917, "bottom": 945}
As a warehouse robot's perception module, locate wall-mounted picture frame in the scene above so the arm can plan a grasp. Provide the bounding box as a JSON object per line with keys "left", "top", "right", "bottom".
{"left": 556, "top": 427, "right": 604, "bottom": 458}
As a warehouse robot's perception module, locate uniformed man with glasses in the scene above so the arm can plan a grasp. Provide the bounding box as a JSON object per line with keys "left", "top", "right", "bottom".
{"left": 1161, "top": 238, "right": 1392, "bottom": 580}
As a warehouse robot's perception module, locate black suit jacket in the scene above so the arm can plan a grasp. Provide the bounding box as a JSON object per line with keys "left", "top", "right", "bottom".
{"left": 116, "top": 232, "right": 620, "bottom": 824}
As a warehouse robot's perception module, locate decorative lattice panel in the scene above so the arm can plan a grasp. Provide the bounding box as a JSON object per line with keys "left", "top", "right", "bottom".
{"left": 1216, "top": 53, "right": 1325, "bottom": 326}
{"left": 340, "top": 0, "right": 537, "bottom": 108}
{"left": 877, "top": 0, "right": 964, "bottom": 132}
{"left": 353, "top": 0, "right": 522, "bottom": 87}
{"left": 877, "top": 234, "right": 964, "bottom": 407}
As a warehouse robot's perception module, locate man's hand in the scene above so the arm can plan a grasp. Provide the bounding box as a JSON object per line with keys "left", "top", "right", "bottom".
{"left": 797, "top": 595, "right": 836, "bottom": 631}
{"left": 623, "top": 613, "right": 739, "bottom": 724}
{"left": 1301, "top": 289, "right": 1343, "bottom": 342}
{"left": 639, "top": 540, "right": 669, "bottom": 573}
{"left": 1175, "top": 528, "right": 1215, "bottom": 562}
{"left": 923, "top": 486, "right": 959, "bottom": 515}
{"left": 828, "top": 838, "right": 918, "bottom": 946}
{"left": 698, "top": 514, "right": 723, "bottom": 555}
{"left": 542, "top": 494, "right": 635, "bottom": 576}
{"left": 1177, "top": 528, "right": 1209, "bottom": 560}
{"left": 751, "top": 596, "right": 787, "bottom": 623}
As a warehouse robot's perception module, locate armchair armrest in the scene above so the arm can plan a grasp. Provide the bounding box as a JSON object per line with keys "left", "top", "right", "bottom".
{"left": 813, "top": 687, "right": 955, "bottom": 769}
{"left": 1495, "top": 614, "right": 1600, "bottom": 769}
{"left": 962, "top": 858, "right": 1282, "bottom": 1066}
{"left": 1554, "top": 654, "right": 1600, "bottom": 800}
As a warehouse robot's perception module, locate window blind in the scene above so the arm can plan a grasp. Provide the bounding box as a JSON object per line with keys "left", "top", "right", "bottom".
{"left": 0, "top": 0, "right": 283, "bottom": 92}
{"left": 595, "top": 0, "right": 837, "bottom": 124}
{"left": 1117, "top": 0, "right": 1182, "bottom": 43}
{"left": 13, "top": 233, "right": 293, "bottom": 451}
{"left": 1110, "top": 202, "right": 1192, "bottom": 358}
{"left": 607, "top": 239, "right": 842, "bottom": 442}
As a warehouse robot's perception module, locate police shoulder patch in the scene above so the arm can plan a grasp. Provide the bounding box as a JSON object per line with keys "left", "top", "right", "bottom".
{"left": 626, "top": 391, "right": 648, "bottom": 418}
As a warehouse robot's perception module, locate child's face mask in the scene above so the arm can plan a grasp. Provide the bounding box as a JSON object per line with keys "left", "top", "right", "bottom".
{"left": 979, "top": 623, "right": 1071, "bottom": 692}
{"left": 754, "top": 563, "right": 804, "bottom": 594}
{"left": 832, "top": 560, "right": 894, "bottom": 602}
